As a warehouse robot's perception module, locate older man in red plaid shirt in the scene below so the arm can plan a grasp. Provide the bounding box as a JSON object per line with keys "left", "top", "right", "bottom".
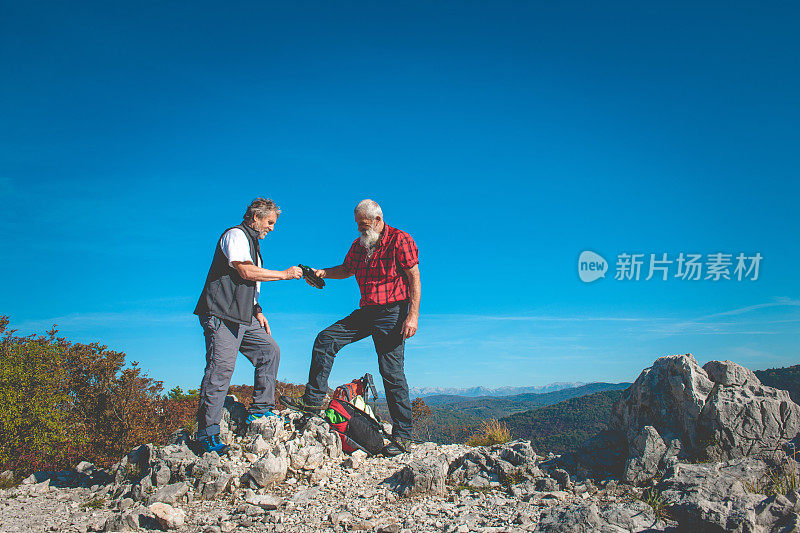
{"left": 283, "top": 199, "right": 421, "bottom": 455}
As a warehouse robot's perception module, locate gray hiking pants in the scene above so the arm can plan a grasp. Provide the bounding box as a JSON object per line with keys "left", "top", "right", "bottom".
{"left": 196, "top": 314, "right": 280, "bottom": 438}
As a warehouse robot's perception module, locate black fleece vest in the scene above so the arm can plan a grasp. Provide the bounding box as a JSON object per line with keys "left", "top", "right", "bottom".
{"left": 194, "top": 223, "right": 263, "bottom": 324}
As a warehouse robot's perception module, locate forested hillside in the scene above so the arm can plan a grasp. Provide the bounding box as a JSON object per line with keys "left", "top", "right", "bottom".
{"left": 500, "top": 390, "right": 623, "bottom": 454}
{"left": 408, "top": 382, "right": 630, "bottom": 444}
{"left": 426, "top": 382, "right": 630, "bottom": 428}
{"left": 754, "top": 364, "right": 800, "bottom": 404}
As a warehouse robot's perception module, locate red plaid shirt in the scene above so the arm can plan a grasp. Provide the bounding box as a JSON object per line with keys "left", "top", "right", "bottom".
{"left": 342, "top": 224, "right": 419, "bottom": 307}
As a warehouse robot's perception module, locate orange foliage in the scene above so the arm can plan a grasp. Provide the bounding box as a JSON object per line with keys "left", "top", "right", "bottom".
{"left": 0, "top": 316, "right": 305, "bottom": 476}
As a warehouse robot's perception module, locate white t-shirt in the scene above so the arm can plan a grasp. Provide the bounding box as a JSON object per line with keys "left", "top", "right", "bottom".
{"left": 220, "top": 228, "right": 260, "bottom": 304}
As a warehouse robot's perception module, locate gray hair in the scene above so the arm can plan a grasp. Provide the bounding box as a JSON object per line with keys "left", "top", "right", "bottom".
{"left": 244, "top": 197, "right": 281, "bottom": 221}
{"left": 354, "top": 199, "right": 383, "bottom": 219}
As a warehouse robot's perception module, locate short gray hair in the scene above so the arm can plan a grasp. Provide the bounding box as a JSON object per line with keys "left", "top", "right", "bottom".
{"left": 244, "top": 197, "right": 281, "bottom": 221}
{"left": 354, "top": 199, "right": 383, "bottom": 219}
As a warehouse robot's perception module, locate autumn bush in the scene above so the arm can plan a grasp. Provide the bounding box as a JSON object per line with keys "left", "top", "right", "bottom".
{"left": 229, "top": 381, "right": 305, "bottom": 411}
{"left": 0, "top": 316, "right": 308, "bottom": 477}
{"left": 0, "top": 317, "right": 196, "bottom": 476}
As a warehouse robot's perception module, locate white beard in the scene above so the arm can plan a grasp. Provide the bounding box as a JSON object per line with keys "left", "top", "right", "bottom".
{"left": 359, "top": 227, "right": 380, "bottom": 256}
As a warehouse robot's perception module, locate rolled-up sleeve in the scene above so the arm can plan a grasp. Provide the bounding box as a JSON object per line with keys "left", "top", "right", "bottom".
{"left": 395, "top": 233, "right": 419, "bottom": 270}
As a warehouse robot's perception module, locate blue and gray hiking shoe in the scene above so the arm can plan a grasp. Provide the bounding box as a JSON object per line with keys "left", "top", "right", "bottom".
{"left": 246, "top": 410, "right": 280, "bottom": 424}
{"left": 279, "top": 395, "right": 323, "bottom": 415}
{"left": 197, "top": 434, "right": 229, "bottom": 455}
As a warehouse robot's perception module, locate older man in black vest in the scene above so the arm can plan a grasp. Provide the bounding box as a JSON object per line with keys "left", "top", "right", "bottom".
{"left": 193, "top": 198, "right": 302, "bottom": 454}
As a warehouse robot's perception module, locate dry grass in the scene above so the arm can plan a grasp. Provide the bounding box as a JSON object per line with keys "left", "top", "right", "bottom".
{"left": 465, "top": 419, "right": 512, "bottom": 447}
{"left": 745, "top": 458, "right": 799, "bottom": 496}
{"left": 744, "top": 443, "right": 799, "bottom": 496}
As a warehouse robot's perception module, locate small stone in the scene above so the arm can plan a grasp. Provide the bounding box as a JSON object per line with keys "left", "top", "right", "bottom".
{"left": 290, "top": 487, "right": 320, "bottom": 504}
{"left": 247, "top": 435, "right": 271, "bottom": 455}
{"left": 330, "top": 511, "right": 353, "bottom": 527}
{"left": 102, "top": 511, "right": 140, "bottom": 532}
{"left": 149, "top": 482, "right": 189, "bottom": 504}
{"left": 119, "top": 498, "right": 134, "bottom": 511}
{"left": 535, "top": 477, "right": 558, "bottom": 492}
{"left": 243, "top": 503, "right": 265, "bottom": 516}
{"left": 248, "top": 447, "right": 288, "bottom": 487}
{"left": 345, "top": 450, "right": 368, "bottom": 469}
{"left": 76, "top": 461, "right": 95, "bottom": 475}
{"left": 151, "top": 463, "right": 171, "bottom": 487}
{"left": 245, "top": 494, "right": 283, "bottom": 510}
{"left": 552, "top": 468, "right": 572, "bottom": 490}
{"left": 148, "top": 502, "right": 186, "bottom": 529}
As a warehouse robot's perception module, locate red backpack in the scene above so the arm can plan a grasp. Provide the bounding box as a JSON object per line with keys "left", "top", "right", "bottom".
{"left": 323, "top": 374, "right": 386, "bottom": 455}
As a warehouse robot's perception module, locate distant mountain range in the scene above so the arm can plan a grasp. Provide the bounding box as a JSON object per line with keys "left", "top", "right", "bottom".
{"left": 419, "top": 363, "right": 800, "bottom": 453}
{"left": 408, "top": 382, "right": 585, "bottom": 399}
{"left": 415, "top": 381, "right": 632, "bottom": 442}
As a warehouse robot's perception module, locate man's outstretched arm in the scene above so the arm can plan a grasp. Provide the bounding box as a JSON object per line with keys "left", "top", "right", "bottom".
{"left": 402, "top": 264, "right": 421, "bottom": 339}
{"left": 233, "top": 261, "right": 302, "bottom": 282}
{"left": 312, "top": 265, "right": 353, "bottom": 280}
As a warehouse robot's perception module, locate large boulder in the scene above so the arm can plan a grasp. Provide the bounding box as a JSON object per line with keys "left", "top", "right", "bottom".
{"left": 699, "top": 360, "right": 800, "bottom": 461}
{"left": 657, "top": 457, "right": 769, "bottom": 532}
{"left": 611, "top": 354, "right": 800, "bottom": 464}
{"left": 622, "top": 426, "right": 667, "bottom": 486}
{"left": 610, "top": 354, "right": 714, "bottom": 455}
{"left": 535, "top": 499, "right": 670, "bottom": 532}
{"left": 559, "top": 430, "right": 627, "bottom": 479}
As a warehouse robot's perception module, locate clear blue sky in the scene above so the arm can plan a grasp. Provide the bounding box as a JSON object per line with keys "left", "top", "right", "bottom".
{"left": 2, "top": 1, "right": 798, "bottom": 392}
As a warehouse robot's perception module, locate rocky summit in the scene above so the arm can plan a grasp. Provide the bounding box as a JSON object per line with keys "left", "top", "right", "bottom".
{"left": 1, "top": 354, "right": 799, "bottom": 532}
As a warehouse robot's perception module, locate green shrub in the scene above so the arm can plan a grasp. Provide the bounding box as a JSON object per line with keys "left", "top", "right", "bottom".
{"left": 0, "top": 319, "right": 83, "bottom": 473}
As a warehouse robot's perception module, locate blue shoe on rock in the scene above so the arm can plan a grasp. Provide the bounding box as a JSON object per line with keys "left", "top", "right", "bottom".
{"left": 198, "top": 434, "right": 229, "bottom": 454}
{"left": 246, "top": 410, "right": 279, "bottom": 424}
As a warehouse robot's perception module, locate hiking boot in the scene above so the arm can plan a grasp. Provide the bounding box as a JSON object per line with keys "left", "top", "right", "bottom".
{"left": 279, "top": 395, "right": 323, "bottom": 415}
{"left": 194, "top": 434, "right": 229, "bottom": 455}
{"left": 246, "top": 410, "right": 280, "bottom": 424}
{"left": 382, "top": 437, "right": 413, "bottom": 457}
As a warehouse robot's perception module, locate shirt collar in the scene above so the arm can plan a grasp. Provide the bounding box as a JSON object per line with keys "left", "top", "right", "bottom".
{"left": 378, "top": 223, "right": 391, "bottom": 244}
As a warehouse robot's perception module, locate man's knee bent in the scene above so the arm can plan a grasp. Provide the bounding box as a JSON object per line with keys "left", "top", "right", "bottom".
{"left": 255, "top": 344, "right": 280, "bottom": 367}
{"left": 313, "top": 331, "right": 338, "bottom": 354}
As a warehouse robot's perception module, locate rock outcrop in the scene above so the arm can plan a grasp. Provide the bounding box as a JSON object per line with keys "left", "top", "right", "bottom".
{"left": 585, "top": 354, "right": 800, "bottom": 486}
{"left": 2, "top": 355, "right": 799, "bottom": 533}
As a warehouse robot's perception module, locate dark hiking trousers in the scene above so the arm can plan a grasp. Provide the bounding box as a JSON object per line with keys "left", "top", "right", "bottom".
{"left": 196, "top": 314, "right": 280, "bottom": 438}
{"left": 303, "top": 302, "right": 413, "bottom": 439}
